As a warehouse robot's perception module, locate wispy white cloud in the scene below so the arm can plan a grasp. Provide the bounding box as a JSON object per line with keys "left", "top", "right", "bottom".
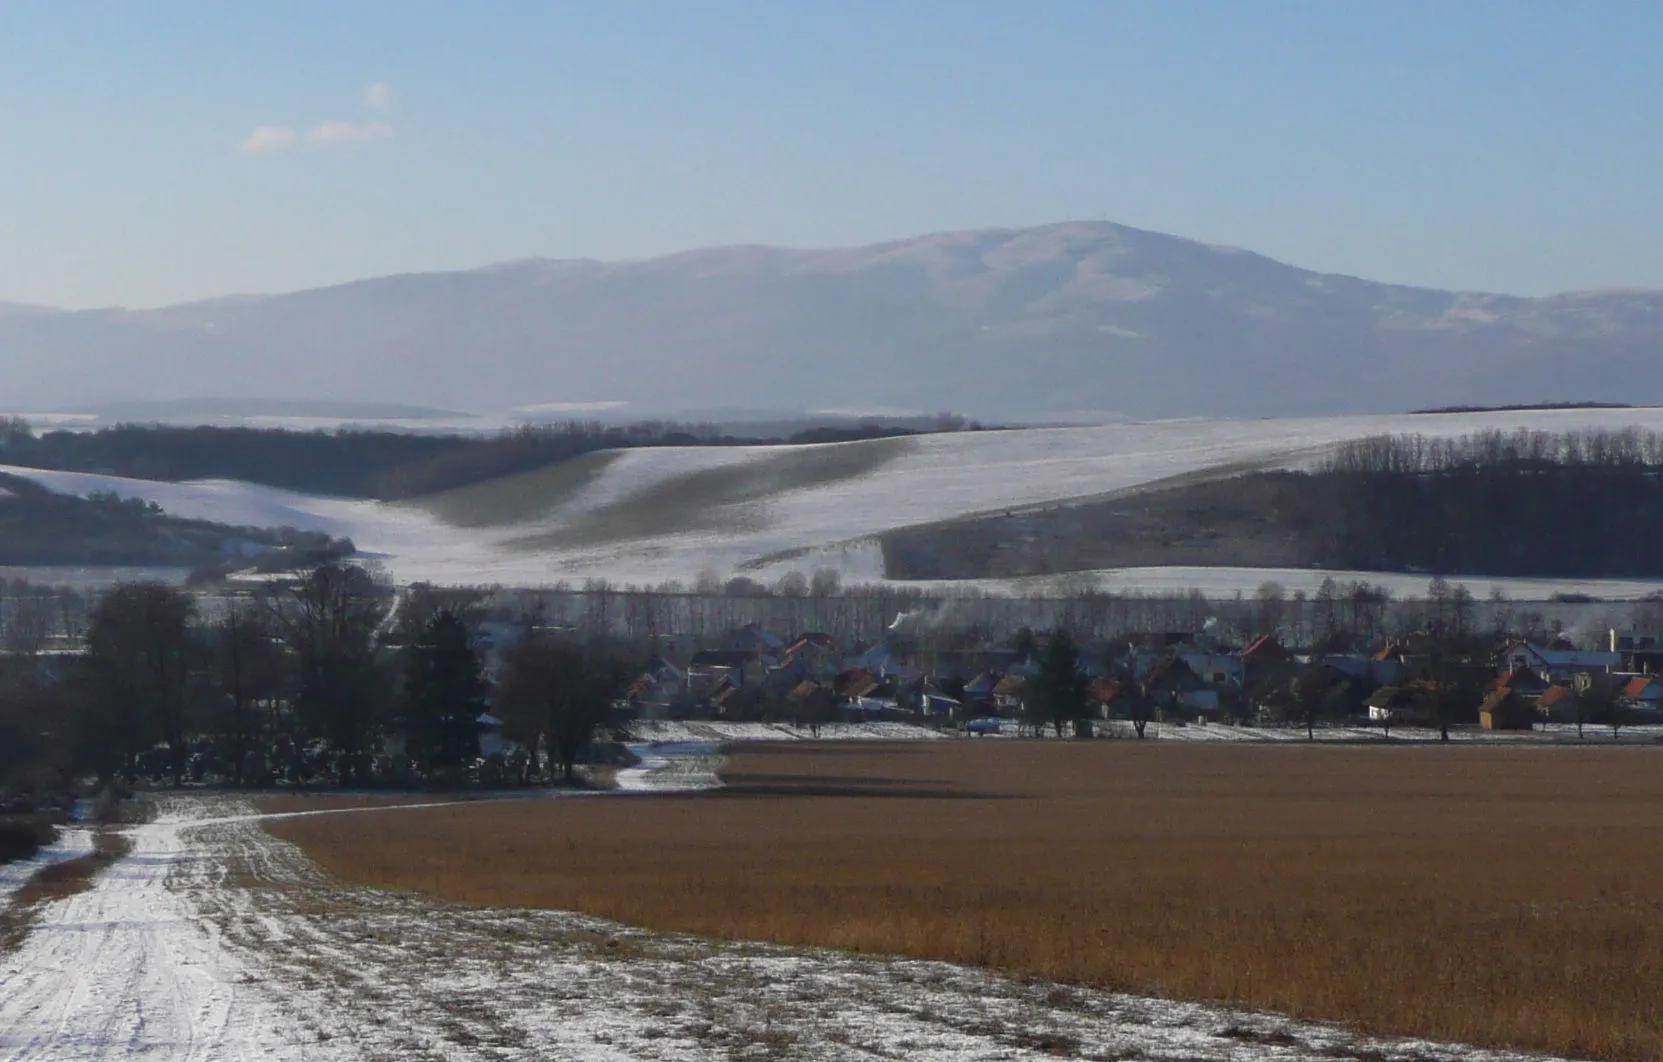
{"left": 241, "top": 85, "right": 395, "bottom": 155}
{"left": 306, "top": 120, "right": 394, "bottom": 145}
{"left": 240, "top": 125, "right": 297, "bottom": 154}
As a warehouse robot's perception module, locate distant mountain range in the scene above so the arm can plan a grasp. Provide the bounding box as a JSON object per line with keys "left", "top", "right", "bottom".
{"left": 3, "top": 221, "right": 1660, "bottom": 420}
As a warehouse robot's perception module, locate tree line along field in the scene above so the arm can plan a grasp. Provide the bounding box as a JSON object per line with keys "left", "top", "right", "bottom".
{"left": 265, "top": 742, "right": 1663, "bottom": 1062}
{"left": 884, "top": 427, "right": 1663, "bottom": 581}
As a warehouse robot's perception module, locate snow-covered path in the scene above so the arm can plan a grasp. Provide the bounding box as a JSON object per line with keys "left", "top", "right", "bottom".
{"left": 0, "top": 808, "right": 302, "bottom": 1061}
{"left": 0, "top": 796, "right": 1573, "bottom": 1062}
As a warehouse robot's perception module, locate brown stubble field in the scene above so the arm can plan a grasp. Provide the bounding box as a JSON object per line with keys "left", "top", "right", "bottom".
{"left": 264, "top": 742, "right": 1663, "bottom": 1061}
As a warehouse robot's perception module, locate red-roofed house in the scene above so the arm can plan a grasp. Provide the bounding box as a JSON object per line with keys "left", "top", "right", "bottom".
{"left": 1621, "top": 676, "right": 1663, "bottom": 721}
{"left": 1535, "top": 684, "right": 1577, "bottom": 723}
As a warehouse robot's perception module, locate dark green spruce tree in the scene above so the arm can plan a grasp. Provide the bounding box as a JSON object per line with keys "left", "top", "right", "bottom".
{"left": 403, "top": 609, "right": 486, "bottom": 780}
{"left": 1027, "top": 631, "right": 1091, "bottom": 738}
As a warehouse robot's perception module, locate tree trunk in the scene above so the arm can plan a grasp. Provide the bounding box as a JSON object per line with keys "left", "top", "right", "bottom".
{"left": 1133, "top": 719, "right": 1146, "bottom": 739}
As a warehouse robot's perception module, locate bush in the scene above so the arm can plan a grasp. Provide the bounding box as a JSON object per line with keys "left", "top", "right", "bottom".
{"left": 0, "top": 814, "right": 59, "bottom": 864}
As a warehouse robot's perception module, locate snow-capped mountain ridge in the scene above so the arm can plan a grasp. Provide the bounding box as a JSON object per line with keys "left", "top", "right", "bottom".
{"left": 2, "top": 221, "right": 1659, "bottom": 418}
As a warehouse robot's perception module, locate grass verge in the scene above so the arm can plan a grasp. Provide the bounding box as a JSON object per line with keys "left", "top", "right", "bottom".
{"left": 0, "top": 831, "right": 133, "bottom": 953}
{"left": 0, "top": 814, "right": 60, "bottom": 865}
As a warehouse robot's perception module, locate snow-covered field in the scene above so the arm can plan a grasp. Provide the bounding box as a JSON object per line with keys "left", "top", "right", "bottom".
{"left": 0, "top": 794, "right": 1575, "bottom": 1061}
{"left": 9, "top": 406, "right": 1663, "bottom": 593}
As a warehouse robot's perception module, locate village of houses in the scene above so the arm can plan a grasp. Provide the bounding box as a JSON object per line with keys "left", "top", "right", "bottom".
{"left": 587, "top": 619, "right": 1663, "bottom": 743}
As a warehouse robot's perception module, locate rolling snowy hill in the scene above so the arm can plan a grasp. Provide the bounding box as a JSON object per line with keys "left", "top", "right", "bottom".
{"left": 3, "top": 221, "right": 1661, "bottom": 420}
{"left": 9, "top": 407, "right": 1663, "bottom": 598}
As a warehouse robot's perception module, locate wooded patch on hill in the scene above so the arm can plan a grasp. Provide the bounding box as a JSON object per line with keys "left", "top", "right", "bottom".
{"left": 884, "top": 428, "right": 1663, "bottom": 580}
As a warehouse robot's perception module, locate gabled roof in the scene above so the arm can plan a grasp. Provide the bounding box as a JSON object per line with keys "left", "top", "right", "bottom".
{"left": 1241, "top": 635, "right": 1293, "bottom": 661}
{"left": 833, "top": 668, "right": 880, "bottom": 699}
{"left": 1366, "top": 685, "right": 1425, "bottom": 709}
{"left": 1536, "top": 684, "right": 1575, "bottom": 708}
{"left": 963, "top": 670, "right": 1001, "bottom": 697}
{"left": 786, "top": 633, "right": 836, "bottom": 654}
{"left": 1088, "top": 676, "right": 1121, "bottom": 703}
{"left": 1494, "top": 667, "right": 1549, "bottom": 694}
{"left": 1366, "top": 685, "right": 1400, "bottom": 709}
{"left": 787, "top": 680, "right": 823, "bottom": 701}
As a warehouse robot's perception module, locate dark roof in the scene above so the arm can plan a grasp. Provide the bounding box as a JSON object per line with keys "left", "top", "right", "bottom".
{"left": 690, "top": 650, "right": 756, "bottom": 669}
{"left": 1495, "top": 667, "right": 1549, "bottom": 694}
{"left": 833, "top": 668, "right": 880, "bottom": 699}
{"left": 1366, "top": 685, "right": 1423, "bottom": 709}
{"left": 1146, "top": 656, "right": 1199, "bottom": 688}
{"left": 1241, "top": 635, "right": 1293, "bottom": 661}
{"left": 992, "top": 674, "right": 1027, "bottom": 697}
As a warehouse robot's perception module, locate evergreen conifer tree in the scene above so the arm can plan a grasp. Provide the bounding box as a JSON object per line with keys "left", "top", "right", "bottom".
{"left": 404, "top": 609, "right": 485, "bottom": 777}
{"left": 1028, "top": 631, "right": 1089, "bottom": 738}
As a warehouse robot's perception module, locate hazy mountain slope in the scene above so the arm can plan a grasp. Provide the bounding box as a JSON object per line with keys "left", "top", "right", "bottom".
{"left": 3, "top": 222, "right": 1660, "bottom": 418}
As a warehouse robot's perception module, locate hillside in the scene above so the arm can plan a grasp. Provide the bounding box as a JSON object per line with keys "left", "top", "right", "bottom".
{"left": 884, "top": 458, "right": 1663, "bottom": 582}
{"left": 0, "top": 472, "right": 351, "bottom": 570}
{"left": 4, "top": 221, "right": 1662, "bottom": 420}
{"left": 8, "top": 407, "right": 1663, "bottom": 598}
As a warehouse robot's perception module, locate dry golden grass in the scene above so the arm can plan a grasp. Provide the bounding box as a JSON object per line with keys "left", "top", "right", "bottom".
{"left": 1, "top": 831, "right": 132, "bottom": 953}
{"left": 266, "top": 743, "right": 1663, "bottom": 1061}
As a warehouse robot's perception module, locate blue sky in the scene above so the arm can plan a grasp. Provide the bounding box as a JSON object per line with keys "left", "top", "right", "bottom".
{"left": 2, "top": 1, "right": 1660, "bottom": 308}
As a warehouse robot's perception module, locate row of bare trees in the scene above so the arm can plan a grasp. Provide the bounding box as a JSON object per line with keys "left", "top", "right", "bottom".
{"left": 0, "top": 566, "right": 638, "bottom": 797}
